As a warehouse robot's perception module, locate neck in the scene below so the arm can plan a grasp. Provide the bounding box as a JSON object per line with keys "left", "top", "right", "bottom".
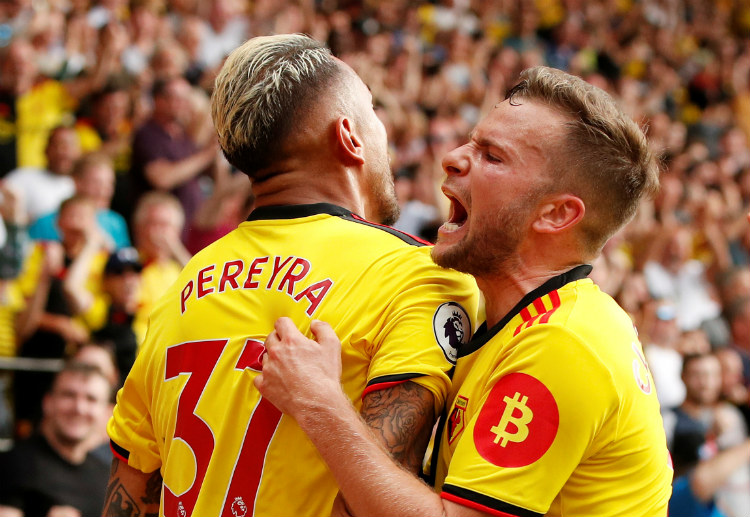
{"left": 251, "top": 166, "right": 367, "bottom": 218}
{"left": 680, "top": 400, "right": 716, "bottom": 418}
{"left": 477, "top": 258, "right": 584, "bottom": 328}
{"left": 41, "top": 421, "right": 88, "bottom": 464}
{"left": 153, "top": 115, "right": 183, "bottom": 138}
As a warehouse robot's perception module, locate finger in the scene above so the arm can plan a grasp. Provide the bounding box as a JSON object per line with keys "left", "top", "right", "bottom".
{"left": 274, "top": 316, "right": 295, "bottom": 338}
{"left": 265, "top": 330, "right": 278, "bottom": 349}
{"left": 310, "top": 319, "right": 338, "bottom": 344}
{"left": 253, "top": 373, "right": 263, "bottom": 391}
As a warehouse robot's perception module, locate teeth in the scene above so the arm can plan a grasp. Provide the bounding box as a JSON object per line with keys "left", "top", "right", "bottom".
{"left": 442, "top": 222, "right": 461, "bottom": 232}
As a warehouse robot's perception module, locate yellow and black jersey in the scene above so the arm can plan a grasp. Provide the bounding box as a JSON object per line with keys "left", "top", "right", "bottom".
{"left": 432, "top": 265, "right": 672, "bottom": 517}
{"left": 108, "top": 203, "right": 479, "bottom": 517}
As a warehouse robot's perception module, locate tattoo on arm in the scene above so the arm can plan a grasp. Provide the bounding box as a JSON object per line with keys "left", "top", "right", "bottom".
{"left": 361, "top": 381, "right": 435, "bottom": 473}
{"left": 103, "top": 458, "right": 163, "bottom": 517}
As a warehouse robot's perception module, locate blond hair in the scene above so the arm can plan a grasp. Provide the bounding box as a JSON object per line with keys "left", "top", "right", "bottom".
{"left": 211, "top": 34, "right": 339, "bottom": 179}
{"left": 507, "top": 66, "right": 659, "bottom": 254}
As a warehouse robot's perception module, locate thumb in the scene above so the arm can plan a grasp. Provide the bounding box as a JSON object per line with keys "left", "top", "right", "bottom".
{"left": 310, "top": 319, "right": 339, "bottom": 346}
{"left": 253, "top": 373, "right": 263, "bottom": 392}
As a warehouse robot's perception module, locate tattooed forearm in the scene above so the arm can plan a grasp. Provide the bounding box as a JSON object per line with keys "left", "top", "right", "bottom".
{"left": 103, "top": 458, "right": 162, "bottom": 517}
{"left": 142, "top": 470, "right": 163, "bottom": 505}
{"left": 361, "top": 381, "right": 435, "bottom": 473}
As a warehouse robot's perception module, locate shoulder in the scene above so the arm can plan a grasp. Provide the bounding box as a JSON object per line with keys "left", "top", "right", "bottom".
{"left": 337, "top": 214, "right": 433, "bottom": 248}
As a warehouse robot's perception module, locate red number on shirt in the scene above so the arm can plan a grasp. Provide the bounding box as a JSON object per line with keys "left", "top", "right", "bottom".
{"left": 162, "top": 339, "right": 282, "bottom": 517}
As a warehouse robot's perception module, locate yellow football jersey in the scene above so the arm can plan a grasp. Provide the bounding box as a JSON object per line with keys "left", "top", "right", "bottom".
{"left": 108, "top": 203, "right": 479, "bottom": 517}
{"left": 433, "top": 265, "right": 672, "bottom": 517}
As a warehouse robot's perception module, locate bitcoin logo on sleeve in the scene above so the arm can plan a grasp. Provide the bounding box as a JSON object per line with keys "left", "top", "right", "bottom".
{"left": 490, "top": 392, "right": 533, "bottom": 446}
{"left": 474, "top": 373, "right": 559, "bottom": 468}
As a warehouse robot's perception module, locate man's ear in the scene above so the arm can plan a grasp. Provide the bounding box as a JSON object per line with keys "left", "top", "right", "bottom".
{"left": 335, "top": 116, "right": 365, "bottom": 165}
{"left": 531, "top": 194, "right": 585, "bottom": 233}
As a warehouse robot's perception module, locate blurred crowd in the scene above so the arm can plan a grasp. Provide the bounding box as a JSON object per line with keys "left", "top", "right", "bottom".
{"left": 0, "top": 0, "right": 749, "bottom": 515}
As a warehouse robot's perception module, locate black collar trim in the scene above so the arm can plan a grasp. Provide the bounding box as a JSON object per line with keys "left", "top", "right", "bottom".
{"left": 459, "top": 264, "right": 593, "bottom": 358}
{"left": 245, "top": 203, "right": 353, "bottom": 222}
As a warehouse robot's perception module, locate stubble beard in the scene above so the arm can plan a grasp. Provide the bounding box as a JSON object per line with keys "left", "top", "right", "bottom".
{"left": 370, "top": 161, "right": 401, "bottom": 226}
{"left": 431, "top": 196, "right": 532, "bottom": 277}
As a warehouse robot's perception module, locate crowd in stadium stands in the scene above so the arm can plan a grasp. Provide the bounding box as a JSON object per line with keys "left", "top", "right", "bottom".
{"left": 0, "top": 0, "right": 749, "bottom": 515}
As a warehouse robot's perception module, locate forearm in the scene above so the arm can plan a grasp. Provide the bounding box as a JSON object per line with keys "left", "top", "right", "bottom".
{"left": 16, "top": 275, "right": 51, "bottom": 342}
{"left": 296, "top": 388, "right": 447, "bottom": 517}
{"left": 691, "top": 438, "right": 750, "bottom": 501}
{"left": 103, "top": 457, "right": 162, "bottom": 517}
{"left": 145, "top": 148, "right": 214, "bottom": 191}
{"left": 62, "top": 243, "right": 99, "bottom": 314}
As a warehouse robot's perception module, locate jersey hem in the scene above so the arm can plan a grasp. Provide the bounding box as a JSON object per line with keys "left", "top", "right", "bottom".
{"left": 363, "top": 373, "right": 425, "bottom": 398}
{"left": 110, "top": 439, "right": 130, "bottom": 463}
{"left": 441, "top": 485, "right": 544, "bottom": 517}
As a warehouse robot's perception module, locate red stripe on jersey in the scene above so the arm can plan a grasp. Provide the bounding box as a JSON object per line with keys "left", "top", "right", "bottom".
{"left": 532, "top": 298, "right": 547, "bottom": 314}
{"left": 539, "top": 290, "right": 561, "bottom": 324}
{"left": 349, "top": 213, "right": 433, "bottom": 245}
{"left": 514, "top": 307, "right": 534, "bottom": 336}
{"left": 441, "top": 492, "right": 523, "bottom": 517}
{"left": 362, "top": 379, "right": 409, "bottom": 398}
{"left": 514, "top": 312, "right": 543, "bottom": 336}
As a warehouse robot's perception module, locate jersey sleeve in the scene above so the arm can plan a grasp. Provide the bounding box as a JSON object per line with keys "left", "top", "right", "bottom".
{"left": 107, "top": 330, "right": 163, "bottom": 473}
{"left": 441, "top": 324, "right": 618, "bottom": 516}
{"left": 364, "top": 250, "right": 479, "bottom": 414}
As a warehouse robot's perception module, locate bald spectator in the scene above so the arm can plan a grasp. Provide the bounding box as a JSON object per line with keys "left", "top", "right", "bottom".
{"left": 131, "top": 191, "right": 190, "bottom": 326}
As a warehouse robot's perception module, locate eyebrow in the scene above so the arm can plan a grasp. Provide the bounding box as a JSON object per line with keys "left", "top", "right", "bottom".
{"left": 471, "top": 132, "right": 520, "bottom": 163}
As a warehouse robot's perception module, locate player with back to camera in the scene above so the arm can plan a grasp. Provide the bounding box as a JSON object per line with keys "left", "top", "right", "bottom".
{"left": 103, "top": 34, "right": 479, "bottom": 517}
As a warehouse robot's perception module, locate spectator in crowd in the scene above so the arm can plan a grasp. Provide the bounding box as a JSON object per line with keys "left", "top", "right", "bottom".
{"left": 643, "top": 223, "right": 722, "bottom": 332}
{"left": 0, "top": 181, "right": 28, "bottom": 450}
{"left": 129, "top": 76, "right": 219, "bottom": 225}
{"left": 5, "top": 126, "right": 80, "bottom": 223}
{"left": 14, "top": 195, "right": 107, "bottom": 434}
{"left": 76, "top": 85, "right": 135, "bottom": 217}
{"left": 726, "top": 296, "right": 750, "bottom": 378}
{"left": 0, "top": 34, "right": 116, "bottom": 176}
{"left": 184, "top": 165, "right": 253, "bottom": 255}
{"left": 643, "top": 299, "right": 686, "bottom": 410}
{"left": 29, "top": 153, "right": 131, "bottom": 250}
{"left": 71, "top": 344, "right": 119, "bottom": 463}
{"left": 716, "top": 346, "right": 750, "bottom": 428}
{"left": 0, "top": 362, "right": 113, "bottom": 517}
{"left": 198, "top": 0, "right": 250, "bottom": 70}
{"left": 131, "top": 191, "right": 190, "bottom": 323}
{"left": 392, "top": 165, "right": 440, "bottom": 241}
{"left": 668, "top": 353, "right": 750, "bottom": 517}
{"left": 90, "top": 247, "right": 144, "bottom": 382}
{"left": 670, "top": 427, "right": 750, "bottom": 517}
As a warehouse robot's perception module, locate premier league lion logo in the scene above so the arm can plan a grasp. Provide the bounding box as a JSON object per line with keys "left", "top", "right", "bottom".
{"left": 433, "top": 302, "right": 471, "bottom": 364}
{"left": 231, "top": 497, "right": 248, "bottom": 517}
{"left": 444, "top": 311, "right": 465, "bottom": 348}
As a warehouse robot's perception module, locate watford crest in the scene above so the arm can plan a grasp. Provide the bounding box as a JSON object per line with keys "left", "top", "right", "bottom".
{"left": 447, "top": 396, "right": 468, "bottom": 444}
